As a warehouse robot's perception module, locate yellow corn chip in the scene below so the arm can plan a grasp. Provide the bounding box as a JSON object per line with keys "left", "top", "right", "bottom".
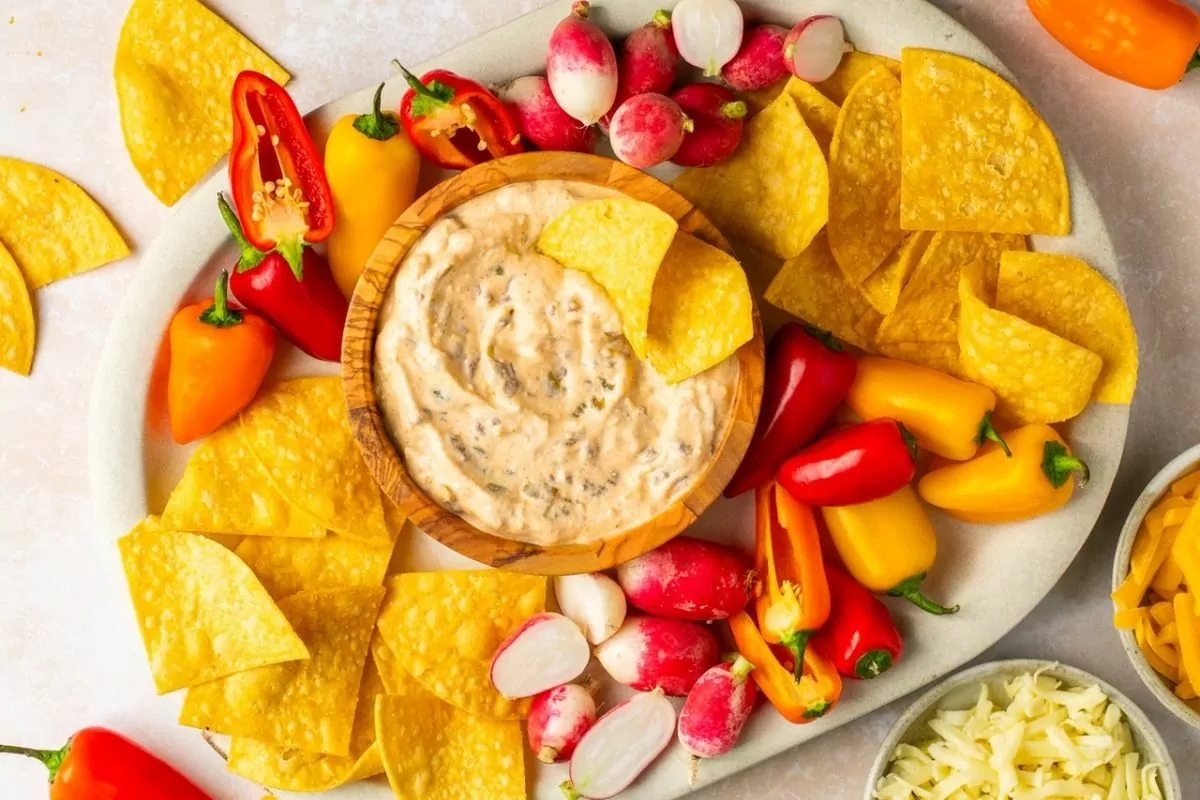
{"left": 537, "top": 197, "right": 677, "bottom": 357}
{"left": 764, "top": 232, "right": 880, "bottom": 350}
{"left": 376, "top": 693, "right": 525, "bottom": 800}
{"left": 900, "top": 48, "right": 1069, "bottom": 235}
{"left": 818, "top": 51, "right": 901, "bottom": 105}
{"left": 234, "top": 534, "right": 395, "bottom": 599}
{"left": 860, "top": 231, "right": 932, "bottom": 316}
{"left": 874, "top": 340, "right": 967, "bottom": 379}
{"left": 744, "top": 79, "right": 787, "bottom": 114}
{"left": 115, "top": 0, "right": 289, "bottom": 205}
{"left": 375, "top": 571, "right": 546, "bottom": 720}
{"left": 996, "top": 251, "right": 1137, "bottom": 404}
{"left": 180, "top": 587, "right": 383, "bottom": 756}
{"left": 675, "top": 93, "right": 828, "bottom": 260}
{"left": 0, "top": 158, "right": 129, "bottom": 289}
{"left": 161, "top": 420, "right": 325, "bottom": 539}
{"left": 240, "top": 377, "right": 391, "bottom": 544}
{"left": 829, "top": 67, "right": 904, "bottom": 284}
{"left": 646, "top": 233, "right": 753, "bottom": 383}
{"left": 958, "top": 259, "right": 1102, "bottom": 423}
{"left": 0, "top": 241, "right": 34, "bottom": 376}
{"left": 118, "top": 519, "right": 308, "bottom": 694}
{"left": 370, "top": 633, "right": 414, "bottom": 697}
{"left": 783, "top": 77, "right": 840, "bottom": 156}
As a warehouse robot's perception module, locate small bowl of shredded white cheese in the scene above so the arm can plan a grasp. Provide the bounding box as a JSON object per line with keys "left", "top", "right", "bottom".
{"left": 866, "top": 659, "right": 1179, "bottom": 800}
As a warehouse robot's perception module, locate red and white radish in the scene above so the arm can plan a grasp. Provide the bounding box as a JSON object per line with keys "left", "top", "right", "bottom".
{"left": 784, "top": 15, "right": 849, "bottom": 82}
{"left": 563, "top": 689, "right": 676, "bottom": 799}
{"left": 499, "top": 75, "right": 597, "bottom": 153}
{"left": 616, "top": 536, "right": 752, "bottom": 620}
{"left": 611, "top": 10, "right": 679, "bottom": 114}
{"left": 677, "top": 657, "right": 758, "bottom": 784}
{"left": 670, "top": 83, "right": 746, "bottom": 167}
{"left": 554, "top": 572, "right": 627, "bottom": 645}
{"left": 608, "top": 93, "right": 691, "bottom": 168}
{"left": 671, "top": 0, "right": 744, "bottom": 77}
{"left": 528, "top": 679, "right": 599, "bottom": 763}
{"left": 547, "top": 1, "right": 618, "bottom": 125}
{"left": 490, "top": 612, "right": 590, "bottom": 699}
{"left": 720, "top": 23, "right": 789, "bottom": 91}
{"left": 593, "top": 616, "right": 718, "bottom": 695}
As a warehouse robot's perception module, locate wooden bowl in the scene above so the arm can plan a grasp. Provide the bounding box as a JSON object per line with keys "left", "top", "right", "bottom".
{"left": 342, "top": 152, "right": 764, "bottom": 575}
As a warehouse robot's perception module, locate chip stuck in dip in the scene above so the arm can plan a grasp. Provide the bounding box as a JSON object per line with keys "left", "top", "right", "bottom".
{"left": 374, "top": 181, "right": 740, "bottom": 545}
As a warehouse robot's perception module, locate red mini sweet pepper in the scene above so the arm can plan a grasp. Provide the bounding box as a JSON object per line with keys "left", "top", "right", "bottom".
{"left": 812, "top": 562, "right": 904, "bottom": 680}
{"left": 218, "top": 193, "right": 348, "bottom": 363}
{"left": 230, "top": 70, "right": 335, "bottom": 273}
{"left": 777, "top": 418, "right": 918, "bottom": 507}
{"left": 725, "top": 324, "right": 857, "bottom": 498}
{"left": 396, "top": 62, "right": 525, "bottom": 170}
{"left": 0, "top": 726, "right": 211, "bottom": 800}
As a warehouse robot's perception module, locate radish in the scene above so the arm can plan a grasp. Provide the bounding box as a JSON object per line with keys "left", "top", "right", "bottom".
{"left": 611, "top": 10, "right": 679, "bottom": 114}
{"left": 784, "top": 15, "right": 849, "bottom": 82}
{"left": 528, "top": 679, "right": 599, "bottom": 763}
{"left": 499, "top": 75, "right": 597, "bottom": 153}
{"left": 547, "top": 1, "right": 618, "bottom": 125}
{"left": 593, "top": 616, "right": 718, "bottom": 695}
{"left": 608, "top": 93, "right": 691, "bottom": 168}
{"left": 677, "top": 656, "right": 757, "bottom": 784}
{"left": 671, "top": 0, "right": 744, "bottom": 77}
{"left": 490, "top": 612, "right": 590, "bottom": 699}
{"left": 670, "top": 83, "right": 746, "bottom": 167}
{"left": 616, "top": 536, "right": 752, "bottom": 620}
{"left": 554, "top": 573, "right": 627, "bottom": 645}
{"left": 720, "top": 23, "right": 789, "bottom": 91}
{"left": 562, "top": 689, "right": 676, "bottom": 799}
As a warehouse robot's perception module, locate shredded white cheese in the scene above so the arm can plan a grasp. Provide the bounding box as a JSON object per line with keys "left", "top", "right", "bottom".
{"left": 874, "top": 670, "right": 1166, "bottom": 800}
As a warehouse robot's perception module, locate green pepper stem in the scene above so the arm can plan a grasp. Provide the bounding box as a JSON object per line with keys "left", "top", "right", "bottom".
{"left": 216, "top": 194, "right": 266, "bottom": 272}
{"left": 353, "top": 83, "right": 401, "bottom": 141}
{"left": 976, "top": 411, "right": 1012, "bottom": 457}
{"left": 897, "top": 422, "right": 920, "bottom": 464}
{"left": 198, "top": 271, "right": 243, "bottom": 328}
{"left": 393, "top": 61, "right": 450, "bottom": 108}
{"left": 1042, "top": 440, "right": 1090, "bottom": 489}
{"left": 780, "top": 630, "right": 812, "bottom": 682}
{"left": 889, "top": 573, "right": 959, "bottom": 615}
{"left": 1189, "top": 50, "right": 1200, "bottom": 73}
{"left": 854, "top": 649, "right": 893, "bottom": 679}
{"left": 0, "top": 742, "right": 69, "bottom": 783}
{"left": 802, "top": 324, "right": 843, "bottom": 351}
{"left": 803, "top": 700, "right": 830, "bottom": 720}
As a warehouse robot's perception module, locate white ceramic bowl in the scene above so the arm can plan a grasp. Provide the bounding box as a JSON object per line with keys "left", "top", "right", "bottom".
{"left": 1112, "top": 442, "right": 1200, "bottom": 729}
{"left": 863, "top": 659, "right": 1181, "bottom": 800}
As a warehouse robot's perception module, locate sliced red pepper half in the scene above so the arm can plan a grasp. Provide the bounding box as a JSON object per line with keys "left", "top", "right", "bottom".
{"left": 230, "top": 70, "right": 335, "bottom": 277}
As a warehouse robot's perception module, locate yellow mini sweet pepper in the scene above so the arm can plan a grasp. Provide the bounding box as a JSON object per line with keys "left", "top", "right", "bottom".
{"left": 917, "top": 423, "right": 1089, "bottom": 524}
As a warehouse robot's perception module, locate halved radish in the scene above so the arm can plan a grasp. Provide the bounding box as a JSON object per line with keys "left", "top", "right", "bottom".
{"left": 608, "top": 93, "right": 691, "bottom": 168}
{"left": 677, "top": 656, "right": 757, "bottom": 784}
{"left": 616, "top": 536, "right": 752, "bottom": 620}
{"left": 499, "top": 75, "right": 597, "bottom": 153}
{"left": 784, "top": 15, "right": 849, "bottom": 82}
{"left": 720, "top": 23, "right": 789, "bottom": 91}
{"left": 547, "top": 1, "right": 619, "bottom": 125}
{"left": 593, "top": 616, "right": 718, "bottom": 695}
{"left": 528, "top": 679, "right": 599, "bottom": 763}
{"left": 563, "top": 689, "right": 677, "bottom": 799}
{"left": 671, "top": 0, "right": 744, "bottom": 77}
{"left": 554, "top": 573, "right": 627, "bottom": 645}
{"left": 490, "top": 612, "right": 590, "bottom": 699}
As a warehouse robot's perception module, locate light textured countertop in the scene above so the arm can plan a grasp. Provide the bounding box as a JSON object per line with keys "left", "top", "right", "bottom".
{"left": 2, "top": 1, "right": 1198, "bottom": 798}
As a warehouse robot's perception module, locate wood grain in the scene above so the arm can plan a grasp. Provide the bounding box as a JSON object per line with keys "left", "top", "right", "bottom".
{"left": 342, "top": 152, "right": 764, "bottom": 575}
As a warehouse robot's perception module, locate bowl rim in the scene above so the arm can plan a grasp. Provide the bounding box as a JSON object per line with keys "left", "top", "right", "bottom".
{"left": 862, "top": 657, "right": 1182, "bottom": 800}
{"left": 1111, "top": 442, "right": 1200, "bottom": 730}
{"left": 340, "top": 151, "right": 765, "bottom": 575}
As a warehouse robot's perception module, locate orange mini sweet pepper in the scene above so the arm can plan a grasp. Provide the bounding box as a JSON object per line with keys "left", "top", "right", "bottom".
{"left": 728, "top": 611, "right": 841, "bottom": 723}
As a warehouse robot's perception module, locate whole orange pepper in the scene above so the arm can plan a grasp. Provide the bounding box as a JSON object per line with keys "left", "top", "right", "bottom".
{"left": 167, "top": 270, "right": 275, "bottom": 443}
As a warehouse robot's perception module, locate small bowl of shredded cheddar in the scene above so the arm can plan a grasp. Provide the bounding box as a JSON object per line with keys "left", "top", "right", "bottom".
{"left": 1112, "top": 443, "right": 1200, "bottom": 729}
{"left": 866, "top": 659, "right": 1179, "bottom": 800}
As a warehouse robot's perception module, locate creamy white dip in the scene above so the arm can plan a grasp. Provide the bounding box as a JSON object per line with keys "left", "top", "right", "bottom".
{"left": 374, "top": 180, "right": 738, "bottom": 544}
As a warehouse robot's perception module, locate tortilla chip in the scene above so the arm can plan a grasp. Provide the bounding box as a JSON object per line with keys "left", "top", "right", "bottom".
{"left": 764, "top": 232, "right": 881, "bottom": 350}
{"left": 900, "top": 48, "right": 1070, "bottom": 235}
{"left": 118, "top": 520, "right": 308, "bottom": 694}
{"left": 876, "top": 232, "right": 1026, "bottom": 344}
{"left": 375, "top": 571, "right": 546, "bottom": 720}
{"left": 860, "top": 231, "right": 932, "bottom": 316}
{"left": 180, "top": 587, "right": 383, "bottom": 756}
{"left": 376, "top": 693, "right": 525, "bottom": 800}
{"left": 646, "top": 233, "right": 753, "bottom": 383}
{"left": 115, "top": 0, "right": 289, "bottom": 205}
{"left": 874, "top": 340, "right": 967, "bottom": 379}
{"left": 674, "top": 93, "right": 828, "bottom": 260}
{"left": 783, "top": 77, "right": 840, "bottom": 156}
{"left": 829, "top": 67, "right": 904, "bottom": 284}
{"left": 161, "top": 421, "right": 326, "bottom": 539}
{"left": 0, "top": 241, "right": 34, "bottom": 376}
{"left": 744, "top": 79, "right": 787, "bottom": 114}
{"left": 818, "top": 51, "right": 902, "bottom": 105}
{"left": 370, "top": 633, "right": 414, "bottom": 696}
{"left": 995, "top": 251, "right": 1137, "bottom": 404}
{"left": 234, "top": 534, "right": 395, "bottom": 599}
{"left": 240, "top": 377, "right": 391, "bottom": 545}
{"left": 959, "top": 259, "right": 1102, "bottom": 422}
{"left": 537, "top": 197, "right": 677, "bottom": 357}
{"left": 226, "top": 657, "right": 386, "bottom": 790}
{"left": 0, "top": 158, "right": 129, "bottom": 289}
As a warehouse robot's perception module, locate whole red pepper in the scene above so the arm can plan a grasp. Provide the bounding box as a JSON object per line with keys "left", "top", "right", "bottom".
{"left": 218, "top": 194, "right": 347, "bottom": 363}
{"left": 777, "top": 419, "right": 917, "bottom": 507}
{"left": 396, "top": 62, "right": 525, "bottom": 170}
{"left": 725, "top": 324, "right": 857, "bottom": 498}
{"left": 812, "top": 562, "right": 903, "bottom": 680}
{"left": 0, "top": 726, "right": 210, "bottom": 800}
{"left": 230, "top": 71, "right": 335, "bottom": 274}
